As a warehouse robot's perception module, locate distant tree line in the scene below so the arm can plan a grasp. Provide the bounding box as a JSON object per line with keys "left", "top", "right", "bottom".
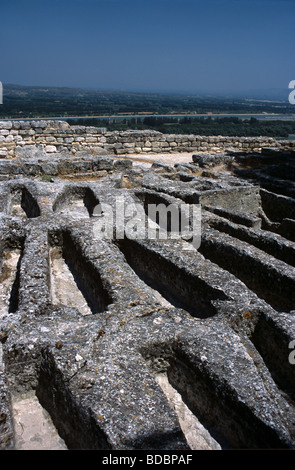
{"left": 1, "top": 85, "right": 294, "bottom": 137}
{"left": 0, "top": 85, "right": 294, "bottom": 119}
{"left": 67, "top": 116, "right": 295, "bottom": 138}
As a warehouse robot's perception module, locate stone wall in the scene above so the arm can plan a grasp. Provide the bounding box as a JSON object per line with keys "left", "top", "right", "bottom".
{"left": 0, "top": 119, "right": 295, "bottom": 158}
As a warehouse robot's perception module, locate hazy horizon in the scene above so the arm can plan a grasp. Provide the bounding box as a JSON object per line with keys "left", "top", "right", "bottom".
{"left": 1, "top": 0, "right": 294, "bottom": 98}
{"left": 1, "top": 82, "right": 292, "bottom": 102}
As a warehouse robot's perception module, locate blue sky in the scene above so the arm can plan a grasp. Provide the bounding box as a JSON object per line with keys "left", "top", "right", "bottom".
{"left": 0, "top": 0, "right": 294, "bottom": 94}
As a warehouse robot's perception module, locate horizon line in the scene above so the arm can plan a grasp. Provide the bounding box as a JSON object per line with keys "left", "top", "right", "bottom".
{"left": 2, "top": 82, "right": 290, "bottom": 98}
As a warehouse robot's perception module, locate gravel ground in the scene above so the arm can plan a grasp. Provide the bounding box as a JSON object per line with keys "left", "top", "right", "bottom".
{"left": 116, "top": 152, "right": 196, "bottom": 168}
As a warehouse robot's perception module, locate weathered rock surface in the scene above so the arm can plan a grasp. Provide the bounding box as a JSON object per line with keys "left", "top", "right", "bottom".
{"left": 0, "top": 133, "right": 295, "bottom": 450}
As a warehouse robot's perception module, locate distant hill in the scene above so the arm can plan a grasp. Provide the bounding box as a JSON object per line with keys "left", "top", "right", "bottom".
{"left": 3, "top": 84, "right": 181, "bottom": 100}
{"left": 3, "top": 83, "right": 291, "bottom": 101}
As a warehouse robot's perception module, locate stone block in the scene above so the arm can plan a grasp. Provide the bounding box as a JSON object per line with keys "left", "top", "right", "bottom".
{"left": 0, "top": 121, "right": 12, "bottom": 130}
{"left": 45, "top": 145, "right": 57, "bottom": 153}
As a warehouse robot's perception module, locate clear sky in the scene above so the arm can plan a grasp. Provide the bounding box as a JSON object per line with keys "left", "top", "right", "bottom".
{"left": 0, "top": 0, "right": 294, "bottom": 94}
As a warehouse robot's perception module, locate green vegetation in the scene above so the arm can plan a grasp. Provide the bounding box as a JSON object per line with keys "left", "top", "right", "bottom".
{"left": 1, "top": 84, "right": 295, "bottom": 138}
{"left": 40, "top": 174, "right": 54, "bottom": 182}
{"left": 0, "top": 84, "right": 294, "bottom": 119}
{"left": 67, "top": 116, "right": 295, "bottom": 138}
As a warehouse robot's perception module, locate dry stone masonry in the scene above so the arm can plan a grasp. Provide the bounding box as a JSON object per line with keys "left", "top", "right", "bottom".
{"left": 0, "top": 119, "right": 295, "bottom": 159}
{"left": 0, "top": 120, "right": 295, "bottom": 450}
